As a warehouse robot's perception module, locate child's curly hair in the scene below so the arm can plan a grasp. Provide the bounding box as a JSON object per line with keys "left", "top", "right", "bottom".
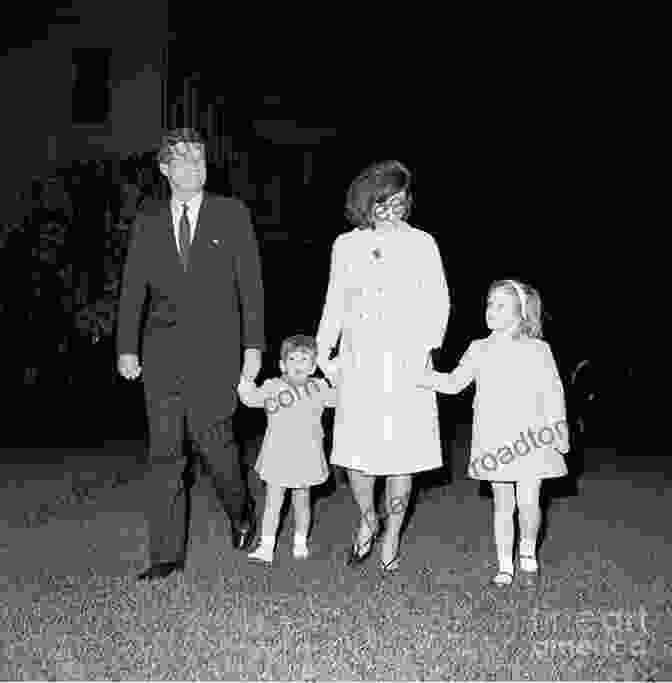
{"left": 488, "top": 279, "right": 544, "bottom": 339}
{"left": 280, "top": 334, "right": 318, "bottom": 361}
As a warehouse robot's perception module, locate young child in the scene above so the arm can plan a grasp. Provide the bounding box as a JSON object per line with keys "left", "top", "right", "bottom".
{"left": 417, "top": 279, "right": 569, "bottom": 587}
{"left": 237, "top": 334, "right": 338, "bottom": 563}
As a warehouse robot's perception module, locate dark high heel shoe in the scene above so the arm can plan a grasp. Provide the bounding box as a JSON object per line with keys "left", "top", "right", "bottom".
{"left": 346, "top": 518, "right": 381, "bottom": 567}
{"left": 379, "top": 535, "right": 401, "bottom": 574}
{"left": 379, "top": 553, "right": 401, "bottom": 574}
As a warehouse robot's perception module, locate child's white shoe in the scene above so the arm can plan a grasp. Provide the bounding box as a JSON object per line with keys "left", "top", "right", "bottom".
{"left": 248, "top": 543, "right": 274, "bottom": 564}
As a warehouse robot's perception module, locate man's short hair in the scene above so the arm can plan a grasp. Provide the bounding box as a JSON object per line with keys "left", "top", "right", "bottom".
{"left": 157, "top": 128, "right": 206, "bottom": 165}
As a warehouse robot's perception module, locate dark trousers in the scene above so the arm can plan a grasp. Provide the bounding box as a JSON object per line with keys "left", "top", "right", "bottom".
{"left": 143, "top": 377, "right": 253, "bottom": 565}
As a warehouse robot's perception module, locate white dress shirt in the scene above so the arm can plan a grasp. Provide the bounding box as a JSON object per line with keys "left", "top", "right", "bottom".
{"left": 170, "top": 192, "right": 203, "bottom": 252}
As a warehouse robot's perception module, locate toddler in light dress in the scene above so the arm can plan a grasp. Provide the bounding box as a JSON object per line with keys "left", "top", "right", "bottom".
{"left": 238, "top": 334, "right": 338, "bottom": 563}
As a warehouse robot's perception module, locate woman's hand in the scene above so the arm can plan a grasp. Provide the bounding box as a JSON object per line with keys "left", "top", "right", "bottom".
{"left": 553, "top": 439, "right": 571, "bottom": 456}
{"left": 318, "top": 356, "right": 340, "bottom": 383}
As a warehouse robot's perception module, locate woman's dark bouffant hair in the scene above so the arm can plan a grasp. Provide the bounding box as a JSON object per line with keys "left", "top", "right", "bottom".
{"left": 345, "top": 160, "right": 413, "bottom": 229}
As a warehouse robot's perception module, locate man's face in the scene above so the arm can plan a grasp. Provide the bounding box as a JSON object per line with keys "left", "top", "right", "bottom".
{"left": 160, "top": 142, "right": 206, "bottom": 194}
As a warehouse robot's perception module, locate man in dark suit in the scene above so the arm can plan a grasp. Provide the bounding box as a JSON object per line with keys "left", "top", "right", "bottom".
{"left": 117, "top": 128, "right": 264, "bottom": 581}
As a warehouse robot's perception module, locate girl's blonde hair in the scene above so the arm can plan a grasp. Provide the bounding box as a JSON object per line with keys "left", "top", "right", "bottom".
{"left": 489, "top": 279, "right": 543, "bottom": 339}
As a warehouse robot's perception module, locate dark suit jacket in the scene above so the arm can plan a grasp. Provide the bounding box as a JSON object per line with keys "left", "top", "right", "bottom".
{"left": 116, "top": 193, "right": 265, "bottom": 429}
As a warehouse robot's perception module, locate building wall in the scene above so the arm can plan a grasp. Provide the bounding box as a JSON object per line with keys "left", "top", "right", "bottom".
{"left": 1, "top": 0, "right": 168, "bottom": 208}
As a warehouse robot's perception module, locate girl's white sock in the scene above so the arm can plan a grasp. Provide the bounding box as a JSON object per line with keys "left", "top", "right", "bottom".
{"left": 519, "top": 538, "right": 535, "bottom": 557}
{"left": 293, "top": 532, "right": 309, "bottom": 559}
{"left": 260, "top": 535, "right": 276, "bottom": 549}
{"left": 293, "top": 532, "right": 307, "bottom": 548}
{"left": 519, "top": 538, "right": 538, "bottom": 571}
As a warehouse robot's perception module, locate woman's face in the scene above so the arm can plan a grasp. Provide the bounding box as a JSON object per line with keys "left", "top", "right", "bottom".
{"left": 372, "top": 191, "right": 408, "bottom": 227}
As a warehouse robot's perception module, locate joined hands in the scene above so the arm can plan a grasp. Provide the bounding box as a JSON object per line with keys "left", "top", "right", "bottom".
{"left": 416, "top": 367, "right": 441, "bottom": 391}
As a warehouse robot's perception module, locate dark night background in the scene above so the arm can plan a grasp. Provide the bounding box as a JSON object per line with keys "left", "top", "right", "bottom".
{"left": 0, "top": 14, "right": 659, "bottom": 682}
{"left": 1, "top": 10, "right": 631, "bottom": 455}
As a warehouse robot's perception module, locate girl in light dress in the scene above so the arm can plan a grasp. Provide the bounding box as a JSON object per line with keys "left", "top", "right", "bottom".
{"left": 417, "top": 279, "right": 569, "bottom": 587}
{"left": 237, "top": 335, "right": 338, "bottom": 563}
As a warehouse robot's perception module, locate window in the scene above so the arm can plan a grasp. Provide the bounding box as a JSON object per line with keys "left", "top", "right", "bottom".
{"left": 71, "top": 48, "right": 111, "bottom": 125}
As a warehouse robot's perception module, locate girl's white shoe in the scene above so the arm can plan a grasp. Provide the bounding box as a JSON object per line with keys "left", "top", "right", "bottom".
{"left": 248, "top": 544, "right": 274, "bottom": 564}
{"left": 519, "top": 553, "right": 538, "bottom": 572}
{"left": 519, "top": 554, "right": 540, "bottom": 587}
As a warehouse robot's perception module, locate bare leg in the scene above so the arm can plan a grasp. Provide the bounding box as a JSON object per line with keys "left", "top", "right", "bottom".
{"left": 292, "top": 488, "right": 311, "bottom": 557}
{"left": 492, "top": 482, "right": 516, "bottom": 581}
{"left": 380, "top": 474, "right": 412, "bottom": 568}
{"left": 516, "top": 479, "right": 542, "bottom": 571}
{"left": 347, "top": 468, "right": 377, "bottom": 547}
{"left": 249, "top": 483, "right": 286, "bottom": 562}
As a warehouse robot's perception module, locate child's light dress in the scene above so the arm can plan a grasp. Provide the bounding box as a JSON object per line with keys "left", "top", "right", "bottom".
{"left": 238, "top": 376, "right": 337, "bottom": 488}
{"left": 440, "top": 334, "right": 569, "bottom": 482}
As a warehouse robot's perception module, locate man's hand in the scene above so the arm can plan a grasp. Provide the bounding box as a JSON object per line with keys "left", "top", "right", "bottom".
{"left": 241, "top": 348, "right": 262, "bottom": 383}
{"left": 118, "top": 353, "right": 142, "bottom": 380}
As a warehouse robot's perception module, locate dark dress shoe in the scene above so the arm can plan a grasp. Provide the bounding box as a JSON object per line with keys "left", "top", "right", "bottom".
{"left": 232, "top": 518, "right": 257, "bottom": 551}
{"left": 137, "top": 561, "right": 183, "bottom": 582}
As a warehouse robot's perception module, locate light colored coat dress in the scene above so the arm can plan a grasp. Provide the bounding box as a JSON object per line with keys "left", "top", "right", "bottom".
{"left": 434, "top": 334, "right": 569, "bottom": 482}
{"left": 316, "top": 223, "right": 450, "bottom": 475}
{"left": 238, "top": 376, "right": 336, "bottom": 487}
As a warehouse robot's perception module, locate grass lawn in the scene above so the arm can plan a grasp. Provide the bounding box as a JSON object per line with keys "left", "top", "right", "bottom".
{"left": 1, "top": 448, "right": 670, "bottom": 680}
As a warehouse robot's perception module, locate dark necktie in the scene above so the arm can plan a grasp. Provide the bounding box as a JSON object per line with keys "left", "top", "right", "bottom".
{"left": 179, "top": 202, "right": 191, "bottom": 270}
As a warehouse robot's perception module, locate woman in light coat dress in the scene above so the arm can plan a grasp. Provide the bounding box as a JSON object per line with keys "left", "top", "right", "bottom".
{"left": 316, "top": 160, "right": 450, "bottom": 572}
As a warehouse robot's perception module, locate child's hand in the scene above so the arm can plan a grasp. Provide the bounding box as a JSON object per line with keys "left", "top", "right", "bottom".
{"left": 416, "top": 368, "right": 440, "bottom": 390}
{"left": 554, "top": 442, "right": 570, "bottom": 456}
{"left": 324, "top": 373, "right": 339, "bottom": 388}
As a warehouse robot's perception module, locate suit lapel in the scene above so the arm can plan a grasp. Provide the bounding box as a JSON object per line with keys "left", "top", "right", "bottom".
{"left": 160, "top": 202, "right": 183, "bottom": 274}
{"left": 189, "top": 193, "right": 217, "bottom": 270}
{"left": 164, "top": 193, "right": 216, "bottom": 275}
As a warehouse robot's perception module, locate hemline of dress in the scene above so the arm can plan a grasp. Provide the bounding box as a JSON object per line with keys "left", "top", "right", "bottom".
{"left": 256, "top": 474, "right": 330, "bottom": 488}
{"left": 332, "top": 462, "right": 443, "bottom": 476}
{"left": 468, "top": 470, "right": 568, "bottom": 482}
